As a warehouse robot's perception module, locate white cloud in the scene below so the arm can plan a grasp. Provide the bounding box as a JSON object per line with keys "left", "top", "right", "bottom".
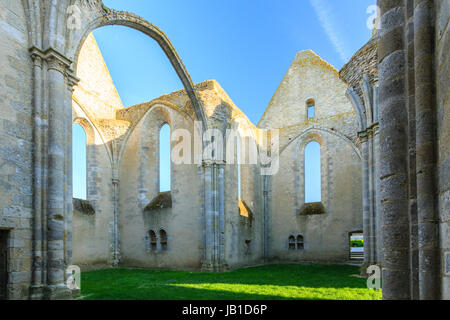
{"left": 309, "top": 0, "right": 350, "bottom": 62}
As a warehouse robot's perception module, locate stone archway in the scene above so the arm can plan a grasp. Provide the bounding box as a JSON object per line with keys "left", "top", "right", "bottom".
{"left": 65, "top": 5, "right": 213, "bottom": 274}
{"left": 67, "top": 5, "right": 208, "bottom": 128}
{"left": 26, "top": 1, "right": 212, "bottom": 299}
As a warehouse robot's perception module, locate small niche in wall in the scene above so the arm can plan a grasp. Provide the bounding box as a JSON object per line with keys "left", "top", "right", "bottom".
{"left": 296, "top": 235, "right": 304, "bottom": 250}
{"left": 288, "top": 234, "right": 305, "bottom": 250}
{"left": 245, "top": 240, "right": 252, "bottom": 254}
{"left": 146, "top": 229, "right": 168, "bottom": 252}
{"left": 159, "top": 229, "right": 168, "bottom": 251}
{"left": 288, "top": 236, "right": 296, "bottom": 250}
{"left": 306, "top": 99, "right": 315, "bottom": 119}
{"left": 148, "top": 230, "right": 157, "bottom": 251}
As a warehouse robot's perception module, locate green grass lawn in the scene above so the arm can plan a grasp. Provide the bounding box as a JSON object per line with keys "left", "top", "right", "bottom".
{"left": 79, "top": 264, "right": 381, "bottom": 300}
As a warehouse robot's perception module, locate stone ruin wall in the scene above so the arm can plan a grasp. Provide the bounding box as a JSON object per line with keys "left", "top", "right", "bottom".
{"left": 435, "top": 0, "right": 449, "bottom": 299}
{"left": 0, "top": 0, "right": 34, "bottom": 299}
{"left": 258, "top": 51, "right": 363, "bottom": 263}
{"left": 69, "top": 36, "right": 366, "bottom": 271}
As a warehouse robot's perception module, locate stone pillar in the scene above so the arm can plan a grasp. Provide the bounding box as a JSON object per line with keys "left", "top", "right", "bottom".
{"left": 413, "top": 0, "right": 439, "bottom": 300}
{"left": 359, "top": 123, "right": 380, "bottom": 273}
{"left": 377, "top": 0, "right": 411, "bottom": 300}
{"left": 29, "top": 48, "right": 45, "bottom": 299}
{"left": 347, "top": 85, "right": 378, "bottom": 273}
{"left": 112, "top": 170, "right": 120, "bottom": 267}
{"left": 201, "top": 160, "right": 227, "bottom": 272}
{"left": 373, "top": 124, "right": 382, "bottom": 265}
{"left": 435, "top": 0, "right": 450, "bottom": 300}
{"left": 359, "top": 131, "right": 372, "bottom": 270}
{"left": 368, "top": 127, "right": 377, "bottom": 264}
{"left": 262, "top": 175, "right": 270, "bottom": 261}
{"left": 218, "top": 163, "right": 225, "bottom": 265}
{"left": 64, "top": 70, "right": 79, "bottom": 279}
{"left": 405, "top": 0, "right": 419, "bottom": 299}
{"left": 43, "top": 49, "right": 73, "bottom": 299}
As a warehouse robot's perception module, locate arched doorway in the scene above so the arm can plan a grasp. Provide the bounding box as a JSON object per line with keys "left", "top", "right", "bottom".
{"left": 349, "top": 231, "right": 364, "bottom": 261}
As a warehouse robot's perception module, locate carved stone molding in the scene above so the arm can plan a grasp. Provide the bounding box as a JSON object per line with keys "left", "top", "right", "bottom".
{"left": 42, "top": 48, "right": 72, "bottom": 73}
{"left": 30, "top": 47, "right": 78, "bottom": 85}
{"left": 358, "top": 122, "right": 379, "bottom": 143}
{"left": 370, "top": 123, "right": 379, "bottom": 136}
{"left": 65, "top": 69, "right": 80, "bottom": 91}
{"left": 357, "top": 130, "right": 369, "bottom": 143}
{"left": 29, "top": 47, "right": 44, "bottom": 66}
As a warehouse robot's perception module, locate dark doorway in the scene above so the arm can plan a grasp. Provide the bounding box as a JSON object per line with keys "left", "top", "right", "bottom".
{"left": 0, "top": 230, "right": 8, "bottom": 300}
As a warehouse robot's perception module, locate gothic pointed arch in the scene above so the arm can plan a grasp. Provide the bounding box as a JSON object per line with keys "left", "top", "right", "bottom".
{"left": 65, "top": 5, "right": 208, "bottom": 128}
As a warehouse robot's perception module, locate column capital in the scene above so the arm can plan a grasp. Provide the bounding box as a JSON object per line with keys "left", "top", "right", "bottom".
{"left": 369, "top": 122, "right": 379, "bottom": 136}
{"left": 65, "top": 69, "right": 80, "bottom": 92}
{"left": 42, "top": 48, "right": 72, "bottom": 74}
{"left": 357, "top": 130, "right": 369, "bottom": 143}
{"left": 29, "top": 46, "right": 45, "bottom": 66}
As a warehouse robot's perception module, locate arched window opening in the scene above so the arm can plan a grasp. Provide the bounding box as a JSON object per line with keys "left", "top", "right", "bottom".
{"left": 349, "top": 232, "right": 364, "bottom": 260}
{"left": 288, "top": 236, "right": 296, "bottom": 250}
{"left": 160, "top": 124, "right": 171, "bottom": 192}
{"left": 306, "top": 99, "right": 315, "bottom": 119}
{"left": 296, "top": 235, "right": 304, "bottom": 250}
{"left": 237, "top": 134, "right": 242, "bottom": 199}
{"left": 159, "top": 229, "right": 168, "bottom": 251}
{"left": 72, "top": 123, "right": 87, "bottom": 200}
{"left": 305, "top": 141, "right": 321, "bottom": 203}
{"left": 149, "top": 230, "right": 157, "bottom": 251}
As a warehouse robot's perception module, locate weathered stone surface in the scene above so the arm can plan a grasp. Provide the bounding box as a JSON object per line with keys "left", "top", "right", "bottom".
{"left": 0, "top": 0, "right": 447, "bottom": 301}
{"left": 145, "top": 192, "right": 172, "bottom": 211}
{"left": 298, "top": 202, "right": 326, "bottom": 216}
{"left": 340, "top": 36, "right": 378, "bottom": 100}
{"left": 73, "top": 199, "right": 95, "bottom": 215}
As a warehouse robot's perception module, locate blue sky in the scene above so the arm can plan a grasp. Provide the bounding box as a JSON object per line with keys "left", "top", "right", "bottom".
{"left": 95, "top": 0, "right": 375, "bottom": 123}
{"left": 73, "top": 0, "right": 375, "bottom": 199}
{"left": 160, "top": 124, "right": 171, "bottom": 192}
{"left": 305, "top": 141, "right": 321, "bottom": 203}
{"left": 73, "top": 123, "right": 87, "bottom": 199}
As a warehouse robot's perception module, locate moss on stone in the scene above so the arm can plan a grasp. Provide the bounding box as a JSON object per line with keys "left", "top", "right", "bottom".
{"left": 73, "top": 198, "right": 95, "bottom": 215}
{"left": 145, "top": 192, "right": 172, "bottom": 211}
{"left": 298, "top": 202, "right": 326, "bottom": 216}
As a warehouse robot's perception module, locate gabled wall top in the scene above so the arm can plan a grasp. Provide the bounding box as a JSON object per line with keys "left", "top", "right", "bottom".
{"left": 291, "top": 50, "right": 340, "bottom": 74}
{"left": 258, "top": 50, "right": 353, "bottom": 130}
